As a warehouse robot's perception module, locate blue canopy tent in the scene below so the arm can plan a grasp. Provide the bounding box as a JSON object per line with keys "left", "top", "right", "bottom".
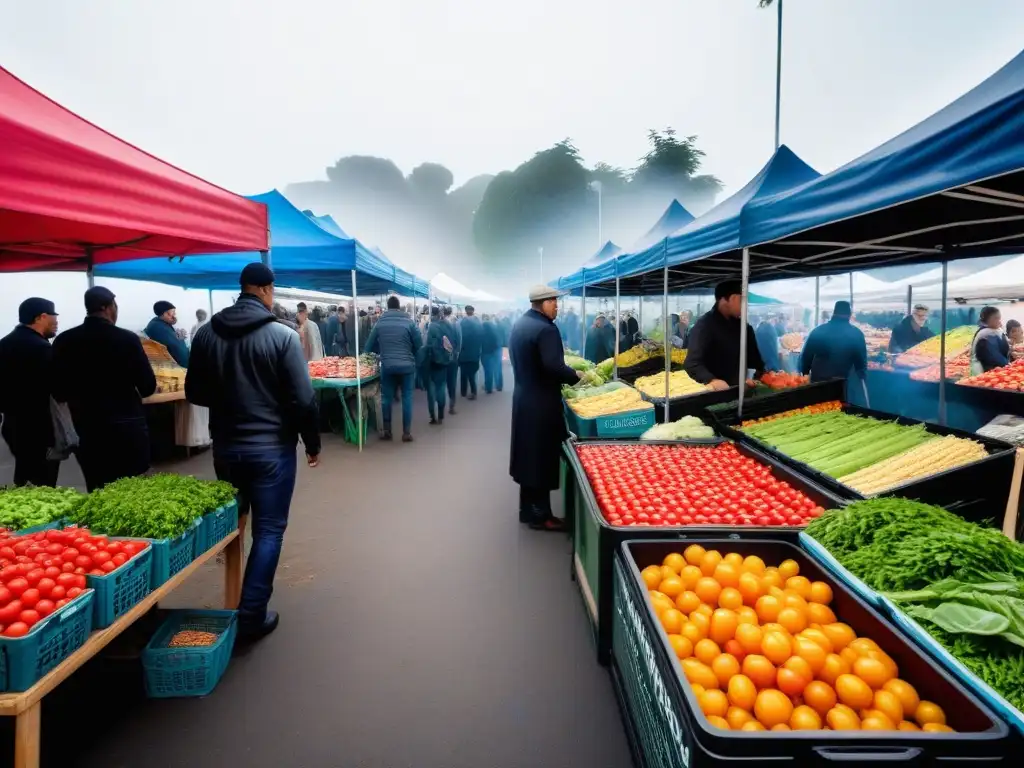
{"left": 555, "top": 241, "right": 622, "bottom": 296}
{"left": 629, "top": 199, "right": 696, "bottom": 253}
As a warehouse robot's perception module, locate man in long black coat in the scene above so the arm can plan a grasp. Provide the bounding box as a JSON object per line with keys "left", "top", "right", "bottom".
{"left": 509, "top": 286, "right": 581, "bottom": 531}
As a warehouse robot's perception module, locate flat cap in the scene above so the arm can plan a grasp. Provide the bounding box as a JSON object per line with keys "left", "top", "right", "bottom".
{"left": 529, "top": 284, "right": 564, "bottom": 302}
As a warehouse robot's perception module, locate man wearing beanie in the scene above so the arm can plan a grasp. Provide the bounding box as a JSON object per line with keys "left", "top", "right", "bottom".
{"left": 145, "top": 300, "right": 189, "bottom": 367}
{"left": 0, "top": 298, "right": 61, "bottom": 486}
{"left": 187, "top": 262, "right": 321, "bottom": 642}
{"left": 800, "top": 300, "right": 869, "bottom": 400}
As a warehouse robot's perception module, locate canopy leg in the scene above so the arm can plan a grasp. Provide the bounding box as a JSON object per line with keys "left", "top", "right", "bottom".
{"left": 737, "top": 248, "right": 750, "bottom": 419}
{"left": 938, "top": 261, "right": 948, "bottom": 426}
{"left": 352, "top": 269, "right": 362, "bottom": 452}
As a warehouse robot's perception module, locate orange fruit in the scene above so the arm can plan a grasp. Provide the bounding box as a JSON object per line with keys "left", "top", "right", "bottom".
{"left": 700, "top": 550, "right": 724, "bottom": 577}
{"left": 736, "top": 572, "right": 764, "bottom": 606}
{"left": 790, "top": 704, "right": 822, "bottom": 731}
{"left": 689, "top": 611, "right": 711, "bottom": 639}
{"left": 724, "top": 639, "right": 747, "bottom": 661}
{"left": 897, "top": 720, "right": 921, "bottom": 732}
{"left": 762, "top": 569, "right": 784, "bottom": 590}
{"left": 691, "top": 683, "right": 706, "bottom": 698}
{"left": 799, "top": 628, "right": 834, "bottom": 654}
{"left": 695, "top": 577, "right": 723, "bottom": 606}
{"left": 723, "top": 551, "right": 745, "bottom": 567}
{"left": 754, "top": 689, "right": 794, "bottom": 729}
{"left": 778, "top": 559, "right": 800, "bottom": 579}
{"left": 818, "top": 653, "right": 852, "bottom": 687}
{"left": 740, "top": 720, "right": 766, "bottom": 731}
{"left": 684, "top": 544, "right": 707, "bottom": 566}
{"left": 777, "top": 606, "right": 808, "bottom": 635}
{"left": 761, "top": 630, "right": 792, "bottom": 665}
{"left": 848, "top": 638, "right": 880, "bottom": 656}
{"left": 785, "top": 576, "right": 812, "bottom": 599}
{"left": 719, "top": 587, "right": 744, "bottom": 611}
{"left": 659, "top": 576, "right": 685, "bottom": 599}
{"left": 882, "top": 679, "right": 920, "bottom": 720}
{"left": 641, "top": 566, "right": 663, "bottom": 590}
{"left": 727, "top": 673, "right": 758, "bottom": 711}
{"left": 726, "top": 706, "right": 754, "bottom": 729}
{"left": 681, "top": 622, "right": 704, "bottom": 645}
{"left": 806, "top": 602, "right": 838, "bottom": 626}
{"left": 861, "top": 716, "right": 895, "bottom": 731}
{"left": 649, "top": 591, "right": 675, "bottom": 616}
{"left": 768, "top": 585, "right": 787, "bottom": 600}
{"left": 676, "top": 590, "right": 701, "bottom": 615}
{"left": 680, "top": 565, "right": 703, "bottom": 590}
{"left": 922, "top": 723, "right": 954, "bottom": 733}
{"left": 782, "top": 655, "right": 814, "bottom": 682}
{"left": 755, "top": 595, "right": 782, "bottom": 624}
{"left": 661, "top": 565, "right": 677, "bottom": 582}
{"left": 777, "top": 667, "right": 809, "bottom": 697}
{"left": 694, "top": 638, "right": 722, "bottom": 665}
{"left": 682, "top": 658, "right": 720, "bottom": 689}
{"left": 736, "top": 606, "right": 759, "bottom": 626}
{"left": 809, "top": 581, "right": 833, "bottom": 605}
{"left": 819, "top": 623, "right": 855, "bottom": 650}
{"left": 711, "top": 653, "right": 741, "bottom": 688}
{"left": 667, "top": 634, "right": 694, "bottom": 660}
{"left": 706, "top": 715, "right": 731, "bottom": 730}
{"left": 835, "top": 674, "right": 874, "bottom": 709}
{"left": 853, "top": 656, "right": 894, "bottom": 689}
{"left": 659, "top": 608, "right": 685, "bottom": 635}
{"left": 783, "top": 591, "right": 809, "bottom": 610}
{"left": 700, "top": 689, "right": 730, "bottom": 718}
{"left": 839, "top": 647, "right": 861, "bottom": 667}
{"left": 713, "top": 562, "right": 741, "bottom": 590}
{"left": 872, "top": 690, "right": 904, "bottom": 725}
{"left": 735, "top": 624, "right": 764, "bottom": 655}
{"left": 792, "top": 636, "right": 827, "bottom": 674}
{"left": 742, "top": 555, "right": 766, "bottom": 575}
{"left": 742, "top": 654, "right": 777, "bottom": 690}
{"left": 826, "top": 705, "right": 861, "bottom": 731}
{"left": 771, "top": 723, "right": 791, "bottom": 731}
{"left": 914, "top": 701, "right": 946, "bottom": 726}
{"left": 694, "top": 603, "right": 714, "bottom": 618}
{"left": 663, "top": 552, "right": 686, "bottom": 574}
{"left": 803, "top": 681, "right": 837, "bottom": 716}
{"left": 710, "top": 608, "right": 739, "bottom": 645}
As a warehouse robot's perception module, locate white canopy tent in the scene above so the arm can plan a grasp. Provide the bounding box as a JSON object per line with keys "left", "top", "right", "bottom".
{"left": 430, "top": 272, "right": 505, "bottom": 304}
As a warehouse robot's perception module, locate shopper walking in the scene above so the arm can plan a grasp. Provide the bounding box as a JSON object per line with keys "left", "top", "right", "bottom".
{"left": 496, "top": 313, "right": 510, "bottom": 391}
{"left": 363, "top": 296, "right": 423, "bottom": 442}
{"left": 443, "top": 305, "right": 460, "bottom": 414}
{"left": 52, "top": 287, "right": 157, "bottom": 491}
{"left": 425, "top": 307, "right": 456, "bottom": 424}
{"left": 186, "top": 263, "right": 320, "bottom": 642}
{"left": 509, "top": 286, "right": 582, "bottom": 531}
{"left": 296, "top": 303, "right": 325, "bottom": 362}
{"left": 584, "top": 314, "right": 614, "bottom": 363}
{"left": 0, "top": 298, "right": 60, "bottom": 486}
{"left": 458, "top": 305, "right": 483, "bottom": 399}
{"left": 800, "top": 301, "right": 869, "bottom": 402}
{"left": 145, "top": 301, "right": 190, "bottom": 367}
{"left": 480, "top": 314, "right": 501, "bottom": 394}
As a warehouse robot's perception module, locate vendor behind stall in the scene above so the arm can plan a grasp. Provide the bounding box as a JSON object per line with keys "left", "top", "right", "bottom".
{"left": 755, "top": 314, "right": 781, "bottom": 372}
{"left": 584, "top": 314, "right": 614, "bottom": 363}
{"left": 889, "top": 304, "right": 934, "bottom": 354}
{"left": 970, "top": 306, "right": 1010, "bottom": 375}
{"left": 1007, "top": 319, "right": 1023, "bottom": 361}
{"left": 683, "top": 279, "right": 765, "bottom": 390}
{"left": 145, "top": 301, "right": 189, "bottom": 367}
{"left": 800, "top": 301, "right": 868, "bottom": 391}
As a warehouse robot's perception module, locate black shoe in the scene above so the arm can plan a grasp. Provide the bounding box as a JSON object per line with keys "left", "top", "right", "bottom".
{"left": 238, "top": 611, "right": 279, "bottom": 643}
{"left": 402, "top": 433, "right": 414, "bottom": 443}
{"left": 529, "top": 516, "right": 566, "bottom": 532}
{"left": 429, "top": 418, "right": 438, "bottom": 425}
{"left": 468, "top": 394, "right": 477, "bottom": 401}
{"left": 519, "top": 507, "right": 532, "bottom": 524}
{"left": 449, "top": 407, "right": 457, "bottom": 415}
{"left": 381, "top": 430, "right": 393, "bottom": 441}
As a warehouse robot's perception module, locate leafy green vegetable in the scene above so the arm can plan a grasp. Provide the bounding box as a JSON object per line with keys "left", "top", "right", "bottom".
{"left": 68, "top": 474, "right": 236, "bottom": 540}
{"left": 0, "top": 485, "right": 83, "bottom": 531}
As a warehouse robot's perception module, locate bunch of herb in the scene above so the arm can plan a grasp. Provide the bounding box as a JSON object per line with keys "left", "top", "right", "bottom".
{"left": 0, "top": 485, "right": 83, "bottom": 531}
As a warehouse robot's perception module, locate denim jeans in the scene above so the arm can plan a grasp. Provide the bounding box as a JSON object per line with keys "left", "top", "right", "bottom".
{"left": 214, "top": 445, "right": 297, "bottom": 624}
{"left": 482, "top": 350, "right": 503, "bottom": 393}
{"left": 427, "top": 365, "right": 448, "bottom": 420}
{"left": 460, "top": 361, "right": 479, "bottom": 397}
{"left": 381, "top": 371, "right": 415, "bottom": 433}
{"left": 446, "top": 362, "right": 459, "bottom": 403}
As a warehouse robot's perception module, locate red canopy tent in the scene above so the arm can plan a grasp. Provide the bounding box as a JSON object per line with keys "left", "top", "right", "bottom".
{"left": 0, "top": 67, "right": 268, "bottom": 273}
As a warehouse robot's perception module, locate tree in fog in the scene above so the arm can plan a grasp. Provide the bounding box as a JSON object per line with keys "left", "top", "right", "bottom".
{"left": 408, "top": 162, "right": 455, "bottom": 199}
{"left": 631, "top": 128, "right": 722, "bottom": 213}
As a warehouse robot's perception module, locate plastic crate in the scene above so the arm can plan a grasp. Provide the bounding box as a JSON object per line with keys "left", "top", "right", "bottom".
{"left": 641, "top": 383, "right": 754, "bottom": 424}
{"left": 564, "top": 436, "right": 844, "bottom": 665}
{"left": 0, "top": 590, "right": 95, "bottom": 693}
{"left": 613, "top": 538, "right": 1012, "bottom": 767}
{"left": 798, "top": 531, "right": 885, "bottom": 608}
{"left": 142, "top": 610, "right": 237, "bottom": 698}
{"left": 12, "top": 519, "right": 64, "bottom": 536}
{"left": 147, "top": 523, "right": 198, "bottom": 589}
{"left": 197, "top": 500, "right": 239, "bottom": 554}
{"left": 87, "top": 546, "right": 153, "bottom": 629}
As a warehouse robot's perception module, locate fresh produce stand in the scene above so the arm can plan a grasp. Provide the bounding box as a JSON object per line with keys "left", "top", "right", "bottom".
{"left": 311, "top": 373, "right": 380, "bottom": 445}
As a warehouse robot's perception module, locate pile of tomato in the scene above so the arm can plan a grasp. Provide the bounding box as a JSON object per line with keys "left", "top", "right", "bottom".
{"left": 958, "top": 357, "right": 1024, "bottom": 391}
{"left": 760, "top": 371, "right": 810, "bottom": 390}
{"left": 577, "top": 442, "right": 825, "bottom": 528}
{"left": 0, "top": 528, "right": 149, "bottom": 637}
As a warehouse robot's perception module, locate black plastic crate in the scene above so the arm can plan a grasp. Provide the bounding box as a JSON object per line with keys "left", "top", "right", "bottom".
{"left": 705, "top": 378, "right": 847, "bottom": 426}
{"left": 641, "top": 385, "right": 752, "bottom": 424}
{"left": 565, "top": 437, "right": 845, "bottom": 666}
{"left": 612, "top": 537, "right": 1012, "bottom": 767}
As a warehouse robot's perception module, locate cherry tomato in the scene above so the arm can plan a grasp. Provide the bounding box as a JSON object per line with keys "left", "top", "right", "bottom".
{"left": 66, "top": 587, "right": 84, "bottom": 599}
{"left": 18, "top": 610, "right": 40, "bottom": 627}
{"left": 3, "top": 622, "right": 29, "bottom": 638}
{"left": 35, "top": 600, "right": 55, "bottom": 618}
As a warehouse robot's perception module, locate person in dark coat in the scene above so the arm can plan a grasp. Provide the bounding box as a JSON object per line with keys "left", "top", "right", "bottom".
{"left": 889, "top": 304, "right": 934, "bottom": 354}
{"left": 970, "top": 306, "right": 1010, "bottom": 375}
{"left": 458, "top": 306, "right": 483, "bottom": 399}
{"left": 145, "top": 301, "right": 190, "bottom": 367}
{"left": 684, "top": 279, "right": 765, "bottom": 390}
{"left": 584, "top": 315, "right": 614, "bottom": 363}
{"left": 0, "top": 298, "right": 60, "bottom": 486}
{"left": 363, "top": 296, "right": 423, "bottom": 441}
{"left": 480, "top": 314, "right": 502, "bottom": 394}
{"left": 425, "top": 308, "right": 456, "bottom": 423}
{"left": 509, "top": 286, "right": 582, "bottom": 531}
{"left": 443, "top": 305, "right": 460, "bottom": 414}
{"left": 52, "top": 287, "right": 157, "bottom": 491}
{"left": 563, "top": 308, "right": 581, "bottom": 353}
{"left": 755, "top": 315, "right": 781, "bottom": 372}
{"left": 800, "top": 301, "right": 868, "bottom": 395}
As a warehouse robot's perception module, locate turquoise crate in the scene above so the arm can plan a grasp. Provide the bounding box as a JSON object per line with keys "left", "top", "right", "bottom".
{"left": 798, "top": 532, "right": 885, "bottom": 608}
{"left": 87, "top": 546, "right": 153, "bottom": 629}
{"left": 563, "top": 402, "right": 597, "bottom": 438}
{"left": 12, "top": 519, "right": 63, "bottom": 536}
{"left": 0, "top": 590, "right": 94, "bottom": 692}
{"left": 595, "top": 407, "right": 656, "bottom": 437}
{"left": 197, "top": 500, "right": 239, "bottom": 554}
{"left": 147, "top": 523, "right": 198, "bottom": 589}
{"left": 879, "top": 594, "right": 1024, "bottom": 737}
{"left": 142, "top": 609, "right": 237, "bottom": 698}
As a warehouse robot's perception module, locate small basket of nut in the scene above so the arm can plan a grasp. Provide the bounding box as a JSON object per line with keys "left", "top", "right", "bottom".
{"left": 142, "top": 610, "right": 237, "bottom": 698}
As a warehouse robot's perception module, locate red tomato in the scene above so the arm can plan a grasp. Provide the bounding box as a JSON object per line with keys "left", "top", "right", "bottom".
{"left": 66, "top": 587, "right": 83, "bottom": 599}
{"left": 61, "top": 562, "right": 75, "bottom": 573}
{"left": 112, "top": 554, "right": 127, "bottom": 567}
{"left": 18, "top": 610, "right": 40, "bottom": 627}
{"left": 93, "top": 551, "right": 112, "bottom": 565}
{"left": 35, "top": 600, "right": 56, "bottom": 618}
{"left": 45, "top": 543, "right": 62, "bottom": 555}
{"left": 74, "top": 555, "right": 92, "bottom": 569}
{"left": 56, "top": 573, "right": 77, "bottom": 588}
{"left": 3, "top": 622, "right": 29, "bottom": 637}
{"left": 99, "top": 561, "right": 116, "bottom": 573}
{"left": 54, "top": 599, "right": 68, "bottom": 609}
{"left": 0, "top": 601, "right": 21, "bottom": 624}
{"left": 25, "top": 568, "right": 44, "bottom": 585}
{"left": 36, "top": 578, "right": 55, "bottom": 598}
{"left": 0, "top": 587, "right": 9, "bottom": 606}
{"left": 6, "top": 578, "right": 28, "bottom": 597}
{"left": 49, "top": 585, "right": 66, "bottom": 600}
{"left": 20, "top": 588, "right": 40, "bottom": 608}
{"left": 0, "top": 547, "right": 15, "bottom": 560}
{"left": 43, "top": 566, "right": 61, "bottom": 580}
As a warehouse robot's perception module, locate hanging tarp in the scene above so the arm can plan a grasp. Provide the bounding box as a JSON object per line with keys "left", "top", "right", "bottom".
{"left": 0, "top": 66, "right": 268, "bottom": 271}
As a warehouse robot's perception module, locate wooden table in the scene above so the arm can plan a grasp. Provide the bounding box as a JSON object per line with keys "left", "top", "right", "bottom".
{"left": 142, "top": 390, "right": 186, "bottom": 405}
{"left": 0, "top": 529, "right": 243, "bottom": 768}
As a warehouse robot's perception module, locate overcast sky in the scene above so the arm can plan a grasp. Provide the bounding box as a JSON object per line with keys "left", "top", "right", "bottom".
{"left": 2, "top": 0, "right": 1023, "bottom": 325}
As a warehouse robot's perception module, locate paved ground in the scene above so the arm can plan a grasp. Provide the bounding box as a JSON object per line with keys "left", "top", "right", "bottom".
{"left": 0, "top": 377, "right": 632, "bottom": 768}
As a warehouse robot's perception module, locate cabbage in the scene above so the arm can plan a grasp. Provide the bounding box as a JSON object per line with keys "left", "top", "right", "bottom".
{"left": 640, "top": 415, "right": 716, "bottom": 441}
{"left": 562, "top": 380, "right": 631, "bottom": 400}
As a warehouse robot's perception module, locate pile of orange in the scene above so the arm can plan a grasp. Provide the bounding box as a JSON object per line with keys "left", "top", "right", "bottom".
{"left": 640, "top": 546, "right": 953, "bottom": 733}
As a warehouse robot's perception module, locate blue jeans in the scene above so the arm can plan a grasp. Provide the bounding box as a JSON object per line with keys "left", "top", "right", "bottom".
{"left": 381, "top": 371, "right": 415, "bottom": 434}
{"left": 213, "top": 445, "right": 297, "bottom": 624}
{"left": 460, "top": 361, "right": 479, "bottom": 397}
{"left": 482, "top": 350, "right": 503, "bottom": 393}
{"left": 427, "top": 365, "right": 448, "bottom": 420}
{"left": 446, "top": 362, "right": 458, "bottom": 404}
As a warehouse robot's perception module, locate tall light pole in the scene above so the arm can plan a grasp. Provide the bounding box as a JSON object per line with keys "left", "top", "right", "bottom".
{"left": 774, "top": 0, "right": 783, "bottom": 150}
{"left": 538, "top": 246, "right": 544, "bottom": 282}
{"left": 589, "top": 180, "right": 603, "bottom": 245}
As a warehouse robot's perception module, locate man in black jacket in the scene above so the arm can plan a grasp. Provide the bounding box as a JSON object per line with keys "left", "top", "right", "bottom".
{"left": 0, "top": 298, "right": 60, "bottom": 486}
{"left": 53, "top": 287, "right": 157, "bottom": 491}
{"left": 684, "top": 279, "right": 765, "bottom": 389}
{"left": 187, "top": 263, "right": 321, "bottom": 641}
{"left": 458, "top": 305, "right": 483, "bottom": 399}
{"left": 363, "top": 296, "right": 423, "bottom": 441}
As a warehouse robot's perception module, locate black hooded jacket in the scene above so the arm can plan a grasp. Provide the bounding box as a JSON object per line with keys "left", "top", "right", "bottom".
{"left": 186, "top": 294, "right": 321, "bottom": 454}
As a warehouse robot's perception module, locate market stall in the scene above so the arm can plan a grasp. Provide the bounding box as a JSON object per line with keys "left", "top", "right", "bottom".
{"left": 308, "top": 355, "right": 381, "bottom": 444}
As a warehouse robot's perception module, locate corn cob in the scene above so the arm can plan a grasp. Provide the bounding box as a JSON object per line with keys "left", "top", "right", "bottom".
{"left": 839, "top": 435, "right": 988, "bottom": 494}
{"left": 568, "top": 386, "right": 648, "bottom": 418}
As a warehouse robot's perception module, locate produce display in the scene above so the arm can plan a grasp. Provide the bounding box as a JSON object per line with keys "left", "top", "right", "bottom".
{"left": 780, "top": 333, "right": 805, "bottom": 353}
{"left": 806, "top": 499, "right": 1024, "bottom": 712}
{"left": 152, "top": 363, "right": 187, "bottom": 394}
{"left": 908, "top": 353, "right": 970, "bottom": 382}
{"left": 634, "top": 369, "right": 708, "bottom": 399}
{"left": 858, "top": 324, "right": 894, "bottom": 358}
{"left": 567, "top": 387, "right": 651, "bottom": 419}
{"left": 641, "top": 546, "right": 954, "bottom": 732}
{"left": 576, "top": 442, "right": 825, "bottom": 527}
{"left": 0, "top": 486, "right": 82, "bottom": 532}
{"left": 760, "top": 371, "right": 809, "bottom": 390}
{"left": 0, "top": 528, "right": 149, "bottom": 636}
{"left": 958, "top": 357, "right": 1024, "bottom": 391}
{"left": 740, "top": 401, "right": 842, "bottom": 428}
{"left": 742, "top": 409, "right": 987, "bottom": 490}
{"left": 562, "top": 380, "right": 629, "bottom": 400}
{"left": 169, "top": 630, "right": 219, "bottom": 647}
{"left": 614, "top": 340, "right": 686, "bottom": 367}
{"left": 68, "top": 474, "right": 235, "bottom": 540}
{"left": 307, "top": 355, "right": 379, "bottom": 379}
{"left": 894, "top": 326, "right": 975, "bottom": 369}
{"left": 565, "top": 355, "right": 594, "bottom": 372}
{"left": 640, "top": 416, "right": 716, "bottom": 441}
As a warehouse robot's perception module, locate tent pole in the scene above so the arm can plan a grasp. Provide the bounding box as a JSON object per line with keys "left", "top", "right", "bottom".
{"left": 208, "top": 289, "right": 214, "bottom": 317}
{"left": 738, "top": 247, "right": 751, "bottom": 419}
{"left": 352, "top": 269, "right": 363, "bottom": 452}
{"left": 662, "top": 240, "right": 670, "bottom": 422}
{"left": 614, "top": 271, "right": 621, "bottom": 381}
{"left": 581, "top": 279, "right": 587, "bottom": 356}
{"left": 938, "top": 261, "right": 948, "bottom": 426}
{"left": 849, "top": 272, "right": 854, "bottom": 307}
{"left": 907, "top": 285, "right": 913, "bottom": 317}
{"left": 260, "top": 249, "right": 271, "bottom": 268}
{"left": 814, "top": 277, "right": 820, "bottom": 327}
{"left": 86, "top": 248, "right": 95, "bottom": 288}
{"left": 774, "top": 0, "right": 783, "bottom": 150}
